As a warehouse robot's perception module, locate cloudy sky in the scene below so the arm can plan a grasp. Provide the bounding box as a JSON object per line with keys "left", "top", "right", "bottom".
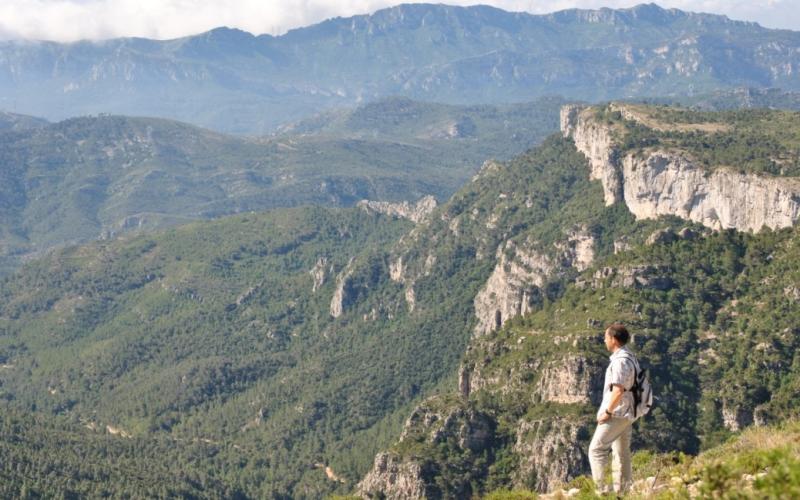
{"left": 1, "top": 0, "right": 798, "bottom": 42}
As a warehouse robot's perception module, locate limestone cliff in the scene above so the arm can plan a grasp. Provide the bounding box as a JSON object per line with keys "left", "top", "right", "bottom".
{"left": 330, "top": 258, "right": 355, "bottom": 318}
{"left": 357, "top": 453, "right": 430, "bottom": 500}
{"left": 534, "top": 355, "right": 605, "bottom": 406}
{"left": 472, "top": 241, "right": 551, "bottom": 337}
{"left": 513, "top": 418, "right": 589, "bottom": 493}
{"left": 463, "top": 333, "right": 605, "bottom": 406}
{"left": 561, "top": 104, "right": 800, "bottom": 232}
{"left": 560, "top": 104, "right": 623, "bottom": 205}
{"left": 310, "top": 257, "right": 329, "bottom": 293}
{"left": 473, "top": 228, "right": 595, "bottom": 337}
{"left": 360, "top": 332, "right": 603, "bottom": 498}
{"left": 576, "top": 264, "right": 674, "bottom": 291}
{"left": 357, "top": 196, "right": 438, "bottom": 224}
{"left": 357, "top": 398, "right": 494, "bottom": 499}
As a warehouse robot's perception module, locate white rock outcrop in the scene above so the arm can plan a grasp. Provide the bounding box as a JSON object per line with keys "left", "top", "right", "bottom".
{"left": 357, "top": 195, "right": 438, "bottom": 223}
{"left": 623, "top": 152, "right": 800, "bottom": 231}
{"left": 562, "top": 104, "right": 800, "bottom": 232}
{"left": 561, "top": 104, "right": 623, "bottom": 205}
{"left": 404, "top": 286, "right": 416, "bottom": 312}
{"left": 513, "top": 418, "right": 589, "bottom": 493}
{"left": 722, "top": 402, "right": 754, "bottom": 432}
{"left": 473, "top": 241, "right": 552, "bottom": 337}
{"left": 357, "top": 452, "right": 428, "bottom": 500}
{"left": 534, "top": 355, "right": 605, "bottom": 405}
{"left": 558, "top": 228, "right": 596, "bottom": 272}
{"left": 473, "top": 229, "right": 595, "bottom": 337}
{"left": 389, "top": 256, "right": 405, "bottom": 282}
{"left": 330, "top": 258, "right": 355, "bottom": 318}
{"left": 310, "top": 257, "right": 329, "bottom": 293}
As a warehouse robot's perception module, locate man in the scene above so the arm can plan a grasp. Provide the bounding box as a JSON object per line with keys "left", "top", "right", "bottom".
{"left": 589, "top": 323, "right": 638, "bottom": 495}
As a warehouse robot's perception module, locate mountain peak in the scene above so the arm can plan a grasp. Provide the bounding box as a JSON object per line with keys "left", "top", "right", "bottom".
{"left": 204, "top": 26, "right": 255, "bottom": 38}
{"left": 171, "top": 25, "right": 271, "bottom": 58}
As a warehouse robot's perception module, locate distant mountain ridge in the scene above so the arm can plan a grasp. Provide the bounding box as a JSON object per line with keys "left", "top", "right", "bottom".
{"left": 2, "top": 3, "right": 799, "bottom": 133}
{"left": 0, "top": 96, "right": 564, "bottom": 275}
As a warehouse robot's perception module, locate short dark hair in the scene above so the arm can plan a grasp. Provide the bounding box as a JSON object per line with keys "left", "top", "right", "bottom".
{"left": 606, "top": 323, "right": 630, "bottom": 345}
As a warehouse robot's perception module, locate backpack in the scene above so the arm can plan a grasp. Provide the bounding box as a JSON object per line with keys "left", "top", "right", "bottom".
{"left": 619, "top": 352, "right": 653, "bottom": 421}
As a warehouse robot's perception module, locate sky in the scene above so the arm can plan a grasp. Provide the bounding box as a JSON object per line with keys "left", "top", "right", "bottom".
{"left": 0, "top": 0, "right": 798, "bottom": 42}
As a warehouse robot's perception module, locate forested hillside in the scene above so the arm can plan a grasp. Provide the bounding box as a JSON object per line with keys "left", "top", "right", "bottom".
{"left": 2, "top": 104, "right": 800, "bottom": 498}
{"left": 357, "top": 105, "right": 800, "bottom": 498}
{"left": 0, "top": 132, "right": 602, "bottom": 497}
{"left": 0, "top": 96, "right": 562, "bottom": 276}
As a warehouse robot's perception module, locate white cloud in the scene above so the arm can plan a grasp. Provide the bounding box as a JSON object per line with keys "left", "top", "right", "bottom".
{"left": 0, "top": 0, "right": 797, "bottom": 42}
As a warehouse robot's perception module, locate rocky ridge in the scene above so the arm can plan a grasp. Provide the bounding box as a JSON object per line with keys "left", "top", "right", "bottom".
{"left": 354, "top": 135, "right": 622, "bottom": 498}
{"left": 357, "top": 196, "right": 439, "bottom": 224}
{"left": 561, "top": 104, "right": 800, "bottom": 232}
{"left": 5, "top": 3, "right": 800, "bottom": 135}
{"left": 359, "top": 324, "right": 608, "bottom": 497}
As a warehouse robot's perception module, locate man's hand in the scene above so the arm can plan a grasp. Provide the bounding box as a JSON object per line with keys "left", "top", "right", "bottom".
{"left": 598, "top": 384, "right": 625, "bottom": 423}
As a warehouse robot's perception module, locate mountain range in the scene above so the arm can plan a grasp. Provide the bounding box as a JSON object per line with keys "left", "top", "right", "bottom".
{"left": 2, "top": 3, "right": 800, "bottom": 133}
{"left": 2, "top": 2, "right": 800, "bottom": 498}
{"left": 0, "top": 96, "right": 563, "bottom": 275}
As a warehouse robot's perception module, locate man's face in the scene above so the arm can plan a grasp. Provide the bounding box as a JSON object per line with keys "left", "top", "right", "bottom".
{"left": 604, "top": 329, "right": 616, "bottom": 352}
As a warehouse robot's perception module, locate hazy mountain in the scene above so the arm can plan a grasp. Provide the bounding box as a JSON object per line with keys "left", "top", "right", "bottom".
{"left": 0, "top": 111, "right": 48, "bottom": 131}
{"left": 0, "top": 96, "right": 563, "bottom": 275}
{"left": 658, "top": 86, "right": 800, "bottom": 110}
{"left": 2, "top": 3, "right": 800, "bottom": 133}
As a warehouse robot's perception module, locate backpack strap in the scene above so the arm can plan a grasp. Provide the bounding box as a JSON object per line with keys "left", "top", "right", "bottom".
{"left": 615, "top": 351, "right": 639, "bottom": 392}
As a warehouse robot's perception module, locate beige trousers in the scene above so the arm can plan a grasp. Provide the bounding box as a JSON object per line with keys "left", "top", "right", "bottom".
{"left": 589, "top": 416, "right": 633, "bottom": 494}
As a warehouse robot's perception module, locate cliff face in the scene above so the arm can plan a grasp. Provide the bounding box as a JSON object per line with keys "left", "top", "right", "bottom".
{"left": 464, "top": 333, "right": 605, "bottom": 405}
{"left": 561, "top": 105, "right": 800, "bottom": 232}
{"left": 534, "top": 355, "right": 605, "bottom": 406}
{"left": 358, "top": 105, "right": 800, "bottom": 499}
{"left": 329, "top": 259, "right": 355, "bottom": 318}
{"left": 472, "top": 241, "right": 552, "bottom": 337}
{"left": 357, "top": 196, "right": 439, "bottom": 224}
{"left": 360, "top": 328, "right": 606, "bottom": 498}
{"left": 513, "top": 418, "right": 589, "bottom": 493}
{"left": 561, "top": 105, "right": 623, "bottom": 205}
{"left": 473, "top": 229, "right": 595, "bottom": 337}
{"left": 357, "top": 453, "right": 430, "bottom": 500}
{"left": 357, "top": 398, "right": 495, "bottom": 499}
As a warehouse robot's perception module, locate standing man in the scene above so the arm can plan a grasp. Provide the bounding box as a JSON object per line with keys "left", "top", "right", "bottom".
{"left": 589, "top": 323, "right": 638, "bottom": 495}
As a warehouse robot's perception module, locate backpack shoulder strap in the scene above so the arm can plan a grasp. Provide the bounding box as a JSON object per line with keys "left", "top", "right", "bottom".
{"left": 617, "top": 350, "right": 640, "bottom": 368}
{"left": 614, "top": 351, "right": 640, "bottom": 391}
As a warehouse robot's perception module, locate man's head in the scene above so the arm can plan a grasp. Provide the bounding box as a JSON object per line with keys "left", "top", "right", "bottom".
{"left": 604, "top": 323, "right": 629, "bottom": 352}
